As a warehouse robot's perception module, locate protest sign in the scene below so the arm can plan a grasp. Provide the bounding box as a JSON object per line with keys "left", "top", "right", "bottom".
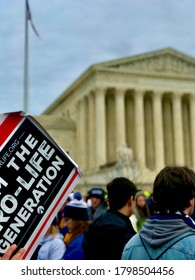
{"left": 0, "top": 111, "right": 82, "bottom": 259}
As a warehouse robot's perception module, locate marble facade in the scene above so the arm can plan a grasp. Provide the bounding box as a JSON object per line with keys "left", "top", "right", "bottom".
{"left": 40, "top": 48, "right": 195, "bottom": 192}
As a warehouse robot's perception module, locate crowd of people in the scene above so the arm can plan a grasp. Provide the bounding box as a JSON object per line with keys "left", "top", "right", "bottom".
{"left": 2, "top": 165, "right": 195, "bottom": 260}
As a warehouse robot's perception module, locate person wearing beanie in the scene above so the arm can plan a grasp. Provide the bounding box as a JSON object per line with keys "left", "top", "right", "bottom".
{"left": 63, "top": 192, "right": 90, "bottom": 260}
{"left": 82, "top": 177, "right": 138, "bottom": 260}
{"left": 57, "top": 192, "right": 75, "bottom": 237}
{"left": 87, "top": 187, "right": 107, "bottom": 220}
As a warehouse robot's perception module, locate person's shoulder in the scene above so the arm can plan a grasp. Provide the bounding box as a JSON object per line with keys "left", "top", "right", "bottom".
{"left": 98, "top": 202, "right": 107, "bottom": 209}
{"left": 179, "top": 232, "right": 195, "bottom": 244}
{"left": 91, "top": 210, "right": 127, "bottom": 228}
{"left": 51, "top": 234, "right": 66, "bottom": 247}
{"left": 124, "top": 233, "right": 142, "bottom": 248}
{"left": 71, "top": 234, "right": 84, "bottom": 244}
{"left": 87, "top": 211, "right": 114, "bottom": 228}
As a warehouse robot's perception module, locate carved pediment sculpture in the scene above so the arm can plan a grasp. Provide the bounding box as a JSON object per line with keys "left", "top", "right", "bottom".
{"left": 97, "top": 48, "right": 195, "bottom": 75}
{"left": 116, "top": 54, "right": 195, "bottom": 74}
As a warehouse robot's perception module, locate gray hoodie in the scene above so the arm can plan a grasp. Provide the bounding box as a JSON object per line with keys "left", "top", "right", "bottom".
{"left": 122, "top": 216, "right": 195, "bottom": 260}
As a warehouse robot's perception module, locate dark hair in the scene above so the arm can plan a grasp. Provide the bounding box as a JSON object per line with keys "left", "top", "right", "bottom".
{"left": 106, "top": 177, "right": 137, "bottom": 211}
{"left": 153, "top": 166, "right": 195, "bottom": 213}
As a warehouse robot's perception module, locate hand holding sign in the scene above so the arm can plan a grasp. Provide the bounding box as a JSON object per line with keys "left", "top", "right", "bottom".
{"left": 0, "top": 111, "right": 82, "bottom": 259}
{"left": 0, "top": 244, "right": 25, "bottom": 260}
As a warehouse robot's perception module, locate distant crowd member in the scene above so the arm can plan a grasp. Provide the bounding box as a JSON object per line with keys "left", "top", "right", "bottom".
{"left": 134, "top": 191, "right": 151, "bottom": 232}
{"left": 122, "top": 166, "right": 195, "bottom": 260}
{"left": 57, "top": 192, "right": 74, "bottom": 237}
{"left": 87, "top": 187, "right": 107, "bottom": 220}
{"left": 146, "top": 192, "right": 155, "bottom": 216}
{"left": 82, "top": 177, "right": 138, "bottom": 259}
{"left": 36, "top": 217, "right": 66, "bottom": 260}
{"left": 63, "top": 192, "right": 90, "bottom": 260}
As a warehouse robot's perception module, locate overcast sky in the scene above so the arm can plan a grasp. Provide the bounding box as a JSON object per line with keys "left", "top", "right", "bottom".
{"left": 1, "top": 0, "right": 195, "bottom": 115}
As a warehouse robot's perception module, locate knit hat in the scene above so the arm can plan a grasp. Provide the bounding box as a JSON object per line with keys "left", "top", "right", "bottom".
{"left": 88, "top": 187, "right": 105, "bottom": 200}
{"left": 68, "top": 192, "right": 74, "bottom": 201}
{"left": 64, "top": 192, "right": 89, "bottom": 220}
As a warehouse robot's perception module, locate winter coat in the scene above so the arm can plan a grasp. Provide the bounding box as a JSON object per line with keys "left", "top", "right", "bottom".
{"left": 63, "top": 234, "right": 85, "bottom": 260}
{"left": 122, "top": 214, "right": 195, "bottom": 260}
{"left": 37, "top": 233, "right": 66, "bottom": 260}
{"left": 88, "top": 202, "right": 107, "bottom": 220}
{"left": 82, "top": 209, "right": 136, "bottom": 260}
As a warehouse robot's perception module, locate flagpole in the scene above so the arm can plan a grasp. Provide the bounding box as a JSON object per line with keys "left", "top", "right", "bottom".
{"left": 24, "top": 0, "right": 29, "bottom": 113}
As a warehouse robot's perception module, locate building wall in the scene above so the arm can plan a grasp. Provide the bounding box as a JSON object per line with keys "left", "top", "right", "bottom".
{"left": 42, "top": 49, "right": 195, "bottom": 191}
{"left": 34, "top": 115, "right": 76, "bottom": 161}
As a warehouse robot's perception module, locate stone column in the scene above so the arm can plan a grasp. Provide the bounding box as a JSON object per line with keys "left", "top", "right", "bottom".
{"left": 172, "top": 92, "right": 185, "bottom": 165}
{"left": 115, "top": 88, "right": 127, "bottom": 148}
{"left": 153, "top": 91, "right": 165, "bottom": 171}
{"left": 88, "top": 92, "right": 95, "bottom": 169}
{"left": 79, "top": 97, "right": 88, "bottom": 170}
{"left": 95, "top": 87, "right": 107, "bottom": 168}
{"left": 134, "top": 89, "right": 145, "bottom": 168}
{"left": 190, "top": 94, "right": 195, "bottom": 170}
{"left": 76, "top": 100, "right": 81, "bottom": 164}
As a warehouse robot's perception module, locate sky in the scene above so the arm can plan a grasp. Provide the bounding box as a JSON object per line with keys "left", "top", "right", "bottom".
{"left": 1, "top": 0, "right": 195, "bottom": 115}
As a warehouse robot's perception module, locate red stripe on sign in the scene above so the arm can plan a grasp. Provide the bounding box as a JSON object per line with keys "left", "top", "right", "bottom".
{"left": 0, "top": 112, "right": 24, "bottom": 146}
{"left": 22, "top": 170, "right": 79, "bottom": 260}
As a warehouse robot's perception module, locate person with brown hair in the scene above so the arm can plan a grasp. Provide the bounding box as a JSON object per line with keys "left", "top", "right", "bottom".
{"left": 63, "top": 192, "right": 90, "bottom": 260}
{"left": 134, "top": 191, "right": 151, "bottom": 232}
{"left": 122, "top": 166, "right": 195, "bottom": 260}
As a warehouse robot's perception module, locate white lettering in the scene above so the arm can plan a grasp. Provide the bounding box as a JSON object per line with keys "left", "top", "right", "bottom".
{"left": 38, "top": 140, "right": 55, "bottom": 160}
{"left": 25, "top": 134, "right": 38, "bottom": 149}
{"left": 1, "top": 195, "right": 17, "bottom": 214}
{"left": 0, "top": 177, "right": 8, "bottom": 189}
{"left": 32, "top": 189, "right": 45, "bottom": 204}
{"left": 29, "top": 152, "right": 43, "bottom": 172}
{"left": 16, "top": 176, "right": 35, "bottom": 191}
{"left": 6, "top": 157, "right": 20, "bottom": 170}
{"left": 16, "top": 145, "right": 30, "bottom": 162}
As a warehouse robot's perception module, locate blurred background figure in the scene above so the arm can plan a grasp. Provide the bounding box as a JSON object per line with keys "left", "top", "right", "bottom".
{"left": 87, "top": 187, "right": 107, "bottom": 220}
{"left": 134, "top": 191, "right": 151, "bottom": 232}
{"left": 145, "top": 191, "right": 155, "bottom": 216}
{"left": 57, "top": 192, "right": 74, "bottom": 237}
{"left": 63, "top": 192, "right": 90, "bottom": 260}
{"left": 36, "top": 217, "right": 66, "bottom": 260}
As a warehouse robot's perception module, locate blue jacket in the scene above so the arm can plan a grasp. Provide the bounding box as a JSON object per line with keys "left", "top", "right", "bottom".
{"left": 122, "top": 214, "right": 195, "bottom": 260}
{"left": 37, "top": 233, "right": 66, "bottom": 260}
{"left": 63, "top": 234, "right": 85, "bottom": 260}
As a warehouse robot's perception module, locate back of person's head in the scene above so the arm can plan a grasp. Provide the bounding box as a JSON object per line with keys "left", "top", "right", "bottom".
{"left": 106, "top": 177, "right": 138, "bottom": 211}
{"left": 47, "top": 217, "right": 59, "bottom": 237}
{"left": 153, "top": 166, "right": 195, "bottom": 213}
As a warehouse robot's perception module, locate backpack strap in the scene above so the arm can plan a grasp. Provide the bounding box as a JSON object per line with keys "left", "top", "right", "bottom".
{"left": 140, "top": 233, "right": 195, "bottom": 260}
{"left": 139, "top": 235, "right": 152, "bottom": 259}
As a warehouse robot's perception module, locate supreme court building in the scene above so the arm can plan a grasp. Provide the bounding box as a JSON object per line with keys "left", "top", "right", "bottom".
{"left": 37, "top": 48, "right": 195, "bottom": 192}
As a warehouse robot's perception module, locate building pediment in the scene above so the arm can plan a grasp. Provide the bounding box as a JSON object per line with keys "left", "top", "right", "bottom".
{"left": 95, "top": 48, "right": 195, "bottom": 75}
